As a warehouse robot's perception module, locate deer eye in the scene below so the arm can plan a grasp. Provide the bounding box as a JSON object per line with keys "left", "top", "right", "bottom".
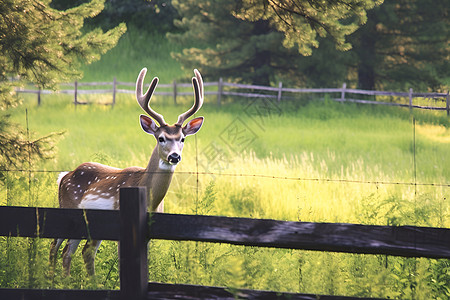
{"left": 158, "top": 137, "right": 165, "bottom": 143}
{"left": 181, "top": 137, "right": 185, "bottom": 143}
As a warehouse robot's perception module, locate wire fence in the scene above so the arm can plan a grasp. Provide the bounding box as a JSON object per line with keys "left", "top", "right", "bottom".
{"left": 6, "top": 83, "right": 450, "bottom": 227}
{"left": 1, "top": 169, "right": 449, "bottom": 188}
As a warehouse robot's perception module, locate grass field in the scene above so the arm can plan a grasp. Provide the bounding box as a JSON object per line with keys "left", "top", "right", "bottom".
{"left": 1, "top": 27, "right": 449, "bottom": 298}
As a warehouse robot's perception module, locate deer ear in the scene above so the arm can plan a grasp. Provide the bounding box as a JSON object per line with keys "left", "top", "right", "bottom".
{"left": 140, "top": 115, "right": 158, "bottom": 135}
{"left": 183, "top": 117, "right": 204, "bottom": 136}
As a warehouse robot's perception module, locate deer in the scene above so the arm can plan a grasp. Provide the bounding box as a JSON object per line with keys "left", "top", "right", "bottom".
{"left": 49, "top": 68, "right": 204, "bottom": 276}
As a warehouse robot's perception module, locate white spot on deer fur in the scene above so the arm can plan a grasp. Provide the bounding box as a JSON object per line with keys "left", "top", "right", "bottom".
{"left": 77, "top": 185, "right": 81, "bottom": 188}
{"left": 109, "top": 187, "right": 112, "bottom": 190}
{"left": 81, "top": 171, "right": 84, "bottom": 175}
{"left": 79, "top": 194, "right": 114, "bottom": 210}
{"left": 122, "top": 181, "right": 126, "bottom": 185}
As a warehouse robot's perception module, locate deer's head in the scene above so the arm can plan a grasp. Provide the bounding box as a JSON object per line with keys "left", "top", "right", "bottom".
{"left": 136, "top": 68, "right": 204, "bottom": 166}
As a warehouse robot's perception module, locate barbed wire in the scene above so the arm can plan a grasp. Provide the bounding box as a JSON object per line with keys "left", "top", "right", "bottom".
{"left": 1, "top": 168, "right": 449, "bottom": 188}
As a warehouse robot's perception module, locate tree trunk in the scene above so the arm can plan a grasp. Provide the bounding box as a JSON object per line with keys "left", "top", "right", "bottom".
{"left": 356, "top": 11, "right": 377, "bottom": 90}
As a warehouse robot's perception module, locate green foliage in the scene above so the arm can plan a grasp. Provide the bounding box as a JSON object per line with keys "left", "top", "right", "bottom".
{"left": 168, "top": 0, "right": 449, "bottom": 90}
{"left": 52, "top": 0, "right": 179, "bottom": 32}
{"left": 169, "top": 1, "right": 288, "bottom": 85}
{"left": 350, "top": 0, "right": 450, "bottom": 90}
{"left": 168, "top": 0, "right": 362, "bottom": 86}
{"left": 234, "top": 0, "right": 383, "bottom": 55}
{"left": 0, "top": 113, "right": 63, "bottom": 185}
{"left": 0, "top": 0, "right": 125, "bottom": 184}
{"left": 0, "top": 0, "right": 126, "bottom": 91}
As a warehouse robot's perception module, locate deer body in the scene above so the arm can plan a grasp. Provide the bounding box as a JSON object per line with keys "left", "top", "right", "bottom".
{"left": 50, "top": 68, "right": 204, "bottom": 276}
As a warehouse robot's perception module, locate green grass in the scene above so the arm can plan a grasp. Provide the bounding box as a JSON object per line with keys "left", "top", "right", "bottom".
{"left": 1, "top": 26, "right": 450, "bottom": 298}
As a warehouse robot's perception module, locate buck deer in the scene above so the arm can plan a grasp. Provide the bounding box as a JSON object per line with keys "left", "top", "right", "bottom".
{"left": 49, "top": 68, "right": 204, "bottom": 276}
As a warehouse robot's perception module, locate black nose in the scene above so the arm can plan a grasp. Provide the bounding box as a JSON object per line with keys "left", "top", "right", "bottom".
{"left": 168, "top": 153, "right": 181, "bottom": 165}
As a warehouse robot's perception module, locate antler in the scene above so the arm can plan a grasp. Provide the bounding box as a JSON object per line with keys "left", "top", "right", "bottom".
{"left": 176, "top": 69, "right": 204, "bottom": 126}
{"left": 136, "top": 68, "right": 166, "bottom": 126}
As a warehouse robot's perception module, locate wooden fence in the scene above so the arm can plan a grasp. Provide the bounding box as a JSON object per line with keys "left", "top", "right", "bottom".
{"left": 1, "top": 187, "right": 450, "bottom": 299}
{"left": 16, "top": 79, "right": 450, "bottom": 115}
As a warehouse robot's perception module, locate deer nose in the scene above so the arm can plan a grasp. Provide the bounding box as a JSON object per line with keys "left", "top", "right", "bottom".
{"left": 168, "top": 153, "right": 181, "bottom": 165}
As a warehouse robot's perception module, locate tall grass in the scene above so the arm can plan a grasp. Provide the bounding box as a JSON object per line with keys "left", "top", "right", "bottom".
{"left": 1, "top": 26, "right": 449, "bottom": 298}
{"left": 3, "top": 93, "right": 449, "bottom": 298}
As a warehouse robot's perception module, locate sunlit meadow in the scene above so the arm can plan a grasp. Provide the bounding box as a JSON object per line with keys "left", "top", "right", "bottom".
{"left": 1, "top": 29, "right": 449, "bottom": 298}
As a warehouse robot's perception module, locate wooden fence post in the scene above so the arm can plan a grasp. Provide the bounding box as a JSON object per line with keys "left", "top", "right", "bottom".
{"left": 277, "top": 82, "right": 283, "bottom": 103}
{"left": 173, "top": 80, "right": 177, "bottom": 105}
{"left": 74, "top": 81, "right": 78, "bottom": 106}
{"left": 112, "top": 77, "right": 117, "bottom": 107}
{"left": 446, "top": 92, "right": 449, "bottom": 117}
{"left": 409, "top": 88, "right": 413, "bottom": 112}
{"left": 340, "top": 83, "right": 346, "bottom": 101}
{"left": 217, "top": 77, "right": 223, "bottom": 107}
{"left": 37, "top": 88, "right": 41, "bottom": 106}
{"left": 120, "top": 187, "right": 148, "bottom": 300}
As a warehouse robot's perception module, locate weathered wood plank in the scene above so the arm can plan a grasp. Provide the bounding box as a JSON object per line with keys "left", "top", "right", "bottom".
{"left": 0, "top": 283, "right": 387, "bottom": 300}
{"left": 77, "top": 89, "right": 113, "bottom": 94}
{"left": 120, "top": 187, "right": 148, "bottom": 300}
{"left": 147, "top": 282, "right": 387, "bottom": 300}
{"left": 0, "top": 206, "right": 120, "bottom": 240}
{"left": 77, "top": 81, "right": 112, "bottom": 86}
{"left": 0, "top": 288, "right": 120, "bottom": 300}
{"left": 333, "top": 98, "right": 446, "bottom": 110}
{"left": 282, "top": 87, "right": 342, "bottom": 93}
{"left": 222, "top": 91, "right": 277, "bottom": 99}
{"left": 1, "top": 206, "right": 449, "bottom": 258}
{"left": 222, "top": 82, "right": 280, "bottom": 92}
{"left": 148, "top": 213, "right": 450, "bottom": 259}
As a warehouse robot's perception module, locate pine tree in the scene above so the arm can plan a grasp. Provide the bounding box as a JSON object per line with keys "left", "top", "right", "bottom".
{"left": 0, "top": 0, "right": 126, "bottom": 176}
{"left": 352, "top": 0, "right": 449, "bottom": 90}
{"left": 168, "top": 0, "right": 380, "bottom": 86}
{"left": 234, "top": 0, "right": 382, "bottom": 55}
{"left": 168, "top": 0, "right": 292, "bottom": 85}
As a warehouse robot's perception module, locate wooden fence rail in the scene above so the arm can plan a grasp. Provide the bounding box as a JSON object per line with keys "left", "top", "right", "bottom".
{"left": 1, "top": 187, "right": 449, "bottom": 299}
{"left": 16, "top": 79, "right": 450, "bottom": 115}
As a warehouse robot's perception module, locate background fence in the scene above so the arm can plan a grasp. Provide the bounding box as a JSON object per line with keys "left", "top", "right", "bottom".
{"left": 16, "top": 79, "right": 450, "bottom": 115}
{"left": 1, "top": 187, "right": 450, "bottom": 299}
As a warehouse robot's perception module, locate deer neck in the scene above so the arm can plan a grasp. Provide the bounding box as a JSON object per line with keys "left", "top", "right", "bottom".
{"left": 140, "top": 147, "right": 176, "bottom": 211}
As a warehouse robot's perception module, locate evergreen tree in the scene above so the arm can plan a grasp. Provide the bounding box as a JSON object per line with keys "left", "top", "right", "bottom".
{"left": 235, "top": 0, "right": 382, "bottom": 55}
{"left": 169, "top": 0, "right": 379, "bottom": 86}
{"left": 0, "top": 0, "right": 125, "bottom": 176}
{"left": 51, "top": 0, "right": 179, "bottom": 32}
{"left": 168, "top": 0, "right": 295, "bottom": 85}
{"left": 352, "top": 0, "right": 449, "bottom": 90}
